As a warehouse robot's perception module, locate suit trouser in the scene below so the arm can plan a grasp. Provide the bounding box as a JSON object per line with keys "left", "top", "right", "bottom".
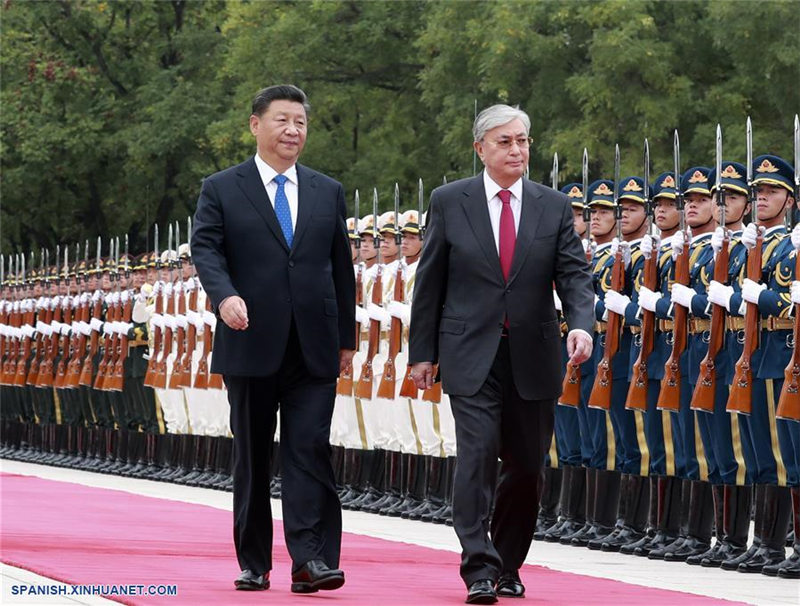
{"left": 225, "top": 325, "right": 341, "bottom": 576}
{"left": 449, "top": 337, "right": 554, "bottom": 586}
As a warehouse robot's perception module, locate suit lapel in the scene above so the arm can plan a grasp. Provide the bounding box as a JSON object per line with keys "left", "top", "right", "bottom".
{"left": 507, "top": 180, "right": 545, "bottom": 287}
{"left": 236, "top": 157, "right": 290, "bottom": 253}
{"left": 460, "top": 174, "right": 504, "bottom": 285}
{"left": 292, "top": 164, "right": 317, "bottom": 253}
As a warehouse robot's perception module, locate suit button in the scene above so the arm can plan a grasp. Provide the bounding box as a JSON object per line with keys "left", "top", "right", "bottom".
{"left": 289, "top": 260, "right": 295, "bottom": 268}
{"left": 506, "top": 288, "right": 512, "bottom": 294}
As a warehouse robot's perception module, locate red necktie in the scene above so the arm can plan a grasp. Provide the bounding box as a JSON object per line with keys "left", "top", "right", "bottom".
{"left": 498, "top": 189, "right": 516, "bottom": 281}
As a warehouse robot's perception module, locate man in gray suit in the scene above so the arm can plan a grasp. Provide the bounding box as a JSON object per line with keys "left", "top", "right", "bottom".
{"left": 409, "top": 104, "right": 594, "bottom": 604}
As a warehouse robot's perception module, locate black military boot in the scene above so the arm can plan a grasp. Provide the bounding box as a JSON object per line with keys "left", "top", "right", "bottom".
{"left": 765, "top": 485, "right": 799, "bottom": 578}
{"left": 738, "top": 484, "right": 792, "bottom": 573}
{"left": 408, "top": 456, "right": 446, "bottom": 521}
{"left": 721, "top": 484, "right": 764, "bottom": 570}
{"left": 561, "top": 467, "right": 596, "bottom": 545}
{"left": 704, "top": 484, "right": 753, "bottom": 567}
{"left": 601, "top": 473, "right": 649, "bottom": 552}
{"left": 534, "top": 466, "right": 562, "bottom": 540}
{"left": 339, "top": 448, "right": 363, "bottom": 507}
{"left": 430, "top": 456, "right": 456, "bottom": 525}
{"left": 634, "top": 475, "right": 682, "bottom": 557}
{"left": 648, "top": 478, "right": 691, "bottom": 559}
{"left": 664, "top": 480, "right": 714, "bottom": 561}
{"left": 370, "top": 450, "right": 402, "bottom": 514}
{"left": 575, "top": 469, "right": 620, "bottom": 548}
{"left": 545, "top": 465, "right": 587, "bottom": 542}
{"left": 688, "top": 483, "right": 724, "bottom": 565}
{"left": 349, "top": 449, "right": 384, "bottom": 511}
{"left": 389, "top": 454, "right": 423, "bottom": 517}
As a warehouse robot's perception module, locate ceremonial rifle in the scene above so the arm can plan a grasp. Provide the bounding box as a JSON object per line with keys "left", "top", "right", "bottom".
{"left": 26, "top": 250, "right": 46, "bottom": 386}
{"left": 110, "top": 236, "right": 131, "bottom": 392}
{"left": 169, "top": 221, "right": 187, "bottom": 389}
{"left": 79, "top": 238, "right": 103, "bottom": 386}
{"left": 13, "top": 253, "right": 31, "bottom": 386}
{"left": 67, "top": 241, "right": 90, "bottom": 387}
{"left": 37, "top": 249, "right": 57, "bottom": 388}
{"left": 3, "top": 256, "right": 20, "bottom": 385}
{"left": 378, "top": 184, "right": 405, "bottom": 399}
{"left": 337, "top": 191, "right": 360, "bottom": 396}
{"left": 692, "top": 125, "right": 729, "bottom": 412}
{"left": 658, "top": 131, "right": 690, "bottom": 412}
{"left": 588, "top": 145, "right": 624, "bottom": 410}
{"left": 0, "top": 255, "right": 6, "bottom": 383}
{"left": 54, "top": 245, "right": 73, "bottom": 389}
{"left": 179, "top": 217, "right": 197, "bottom": 388}
{"left": 95, "top": 239, "right": 118, "bottom": 390}
{"left": 399, "top": 180, "right": 424, "bottom": 399}
{"left": 627, "top": 139, "right": 656, "bottom": 410}
{"left": 777, "top": 113, "right": 800, "bottom": 421}
{"left": 561, "top": 149, "right": 590, "bottom": 406}
{"left": 152, "top": 225, "right": 173, "bottom": 390}
{"left": 355, "top": 188, "right": 382, "bottom": 400}
{"left": 144, "top": 226, "right": 161, "bottom": 387}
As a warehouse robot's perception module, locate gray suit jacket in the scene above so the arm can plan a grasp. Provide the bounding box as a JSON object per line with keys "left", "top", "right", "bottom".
{"left": 408, "top": 173, "right": 594, "bottom": 400}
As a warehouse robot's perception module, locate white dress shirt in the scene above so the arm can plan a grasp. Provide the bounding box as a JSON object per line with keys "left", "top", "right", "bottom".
{"left": 483, "top": 171, "right": 522, "bottom": 254}
{"left": 254, "top": 153, "right": 298, "bottom": 231}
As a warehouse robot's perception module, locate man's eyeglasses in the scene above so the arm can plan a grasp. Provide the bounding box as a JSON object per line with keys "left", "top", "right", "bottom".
{"left": 487, "top": 136, "right": 533, "bottom": 150}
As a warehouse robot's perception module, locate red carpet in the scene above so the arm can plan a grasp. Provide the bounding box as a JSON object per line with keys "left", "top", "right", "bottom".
{"left": 0, "top": 472, "right": 746, "bottom": 605}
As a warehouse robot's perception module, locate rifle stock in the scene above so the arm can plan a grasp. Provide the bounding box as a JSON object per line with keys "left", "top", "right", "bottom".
{"left": 691, "top": 238, "right": 730, "bottom": 412}
{"left": 79, "top": 297, "right": 102, "bottom": 387}
{"left": 627, "top": 249, "right": 658, "bottom": 410}
{"left": 588, "top": 247, "right": 625, "bottom": 410}
{"left": 377, "top": 264, "right": 404, "bottom": 400}
{"left": 727, "top": 232, "right": 763, "bottom": 414}
{"left": 776, "top": 252, "right": 800, "bottom": 421}
{"left": 657, "top": 236, "right": 690, "bottom": 412}
{"left": 356, "top": 267, "right": 382, "bottom": 400}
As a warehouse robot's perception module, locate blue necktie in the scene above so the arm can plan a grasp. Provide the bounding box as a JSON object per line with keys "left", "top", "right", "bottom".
{"left": 273, "top": 174, "right": 293, "bottom": 247}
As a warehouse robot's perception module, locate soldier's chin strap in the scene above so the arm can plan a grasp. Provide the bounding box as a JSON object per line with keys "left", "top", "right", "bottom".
{"left": 758, "top": 191, "right": 794, "bottom": 225}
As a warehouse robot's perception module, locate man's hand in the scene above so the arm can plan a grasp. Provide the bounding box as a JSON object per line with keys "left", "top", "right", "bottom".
{"left": 410, "top": 362, "right": 434, "bottom": 390}
{"left": 219, "top": 296, "right": 249, "bottom": 330}
{"left": 339, "top": 349, "right": 355, "bottom": 374}
{"left": 567, "top": 330, "right": 592, "bottom": 365}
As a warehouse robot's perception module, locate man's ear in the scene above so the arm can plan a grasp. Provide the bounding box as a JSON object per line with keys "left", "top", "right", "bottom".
{"left": 473, "top": 140, "right": 484, "bottom": 162}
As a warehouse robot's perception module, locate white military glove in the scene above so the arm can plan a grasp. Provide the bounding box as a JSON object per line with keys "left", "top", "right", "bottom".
{"left": 553, "top": 290, "right": 563, "bottom": 311}
{"left": 792, "top": 281, "right": 800, "bottom": 305}
{"left": 89, "top": 317, "right": 104, "bottom": 332}
{"left": 671, "top": 283, "right": 697, "bottom": 309}
{"left": 792, "top": 224, "right": 800, "bottom": 250}
{"left": 711, "top": 227, "right": 726, "bottom": 254}
{"left": 354, "top": 305, "right": 370, "bottom": 326}
{"left": 604, "top": 290, "right": 631, "bottom": 315}
{"left": 120, "top": 289, "right": 130, "bottom": 303}
{"left": 741, "top": 278, "right": 766, "bottom": 304}
{"left": 640, "top": 234, "right": 654, "bottom": 259}
{"left": 175, "top": 315, "right": 189, "bottom": 329}
{"left": 707, "top": 280, "right": 734, "bottom": 311}
{"left": 741, "top": 223, "right": 762, "bottom": 249}
{"left": 581, "top": 238, "right": 589, "bottom": 253}
{"left": 386, "top": 300, "right": 411, "bottom": 325}
{"left": 367, "top": 302, "right": 391, "bottom": 324}
{"left": 610, "top": 237, "right": 632, "bottom": 268}
{"left": 638, "top": 286, "right": 662, "bottom": 313}
{"left": 671, "top": 228, "right": 691, "bottom": 260}
{"left": 202, "top": 310, "right": 216, "bottom": 330}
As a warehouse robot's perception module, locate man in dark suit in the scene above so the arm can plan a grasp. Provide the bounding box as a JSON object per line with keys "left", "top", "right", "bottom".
{"left": 191, "top": 85, "right": 355, "bottom": 594}
{"left": 409, "top": 104, "right": 594, "bottom": 605}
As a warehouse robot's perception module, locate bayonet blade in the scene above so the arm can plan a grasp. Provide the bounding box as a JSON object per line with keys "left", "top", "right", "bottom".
{"left": 394, "top": 183, "right": 401, "bottom": 244}
{"left": 643, "top": 139, "right": 651, "bottom": 225}
{"left": 746, "top": 117, "right": 753, "bottom": 185}
{"left": 715, "top": 124, "right": 723, "bottom": 193}
{"left": 613, "top": 144, "right": 620, "bottom": 204}
{"left": 167, "top": 223, "right": 173, "bottom": 268}
{"left": 372, "top": 188, "right": 378, "bottom": 238}
{"left": 124, "top": 234, "right": 129, "bottom": 273}
{"left": 552, "top": 152, "right": 559, "bottom": 190}
{"left": 96, "top": 237, "right": 101, "bottom": 272}
{"left": 582, "top": 148, "right": 589, "bottom": 206}
{"left": 55, "top": 245, "right": 60, "bottom": 282}
{"left": 154, "top": 224, "right": 160, "bottom": 262}
{"left": 354, "top": 190, "right": 360, "bottom": 240}
{"left": 418, "top": 178, "right": 425, "bottom": 238}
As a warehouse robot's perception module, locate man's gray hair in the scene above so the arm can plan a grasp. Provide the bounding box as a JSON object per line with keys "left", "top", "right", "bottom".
{"left": 472, "top": 104, "right": 531, "bottom": 143}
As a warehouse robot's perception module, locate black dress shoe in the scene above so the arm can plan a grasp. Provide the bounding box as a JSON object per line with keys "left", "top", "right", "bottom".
{"left": 291, "top": 559, "right": 345, "bottom": 593}
{"left": 234, "top": 569, "right": 269, "bottom": 591}
{"left": 496, "top": 571, "right": 525, "bottom": 598}
{"left": 466, "top": 579, "right": 497, "bottom": 604}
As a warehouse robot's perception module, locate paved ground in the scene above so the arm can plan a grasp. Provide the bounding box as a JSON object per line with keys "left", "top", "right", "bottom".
{"left": 1, "top": 459, "right": 797, "bottom": 605}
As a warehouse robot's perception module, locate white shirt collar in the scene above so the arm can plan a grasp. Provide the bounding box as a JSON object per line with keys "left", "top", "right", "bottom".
{"left": 765, "top": 225, "right": 786, "bottom": 237}
{"left": 691, "top": 231, "right": 712, "bottom": 244}
{"left": 483, "top": 171, "right": 523, "bottom": 204}
{"left": 254, "top": 153, "right": 297, "bottom": 187}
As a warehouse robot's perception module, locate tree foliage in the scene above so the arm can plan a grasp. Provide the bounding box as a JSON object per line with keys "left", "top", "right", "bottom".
{"left": 2, "top": 0, "right": 798, "bottom": 256}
